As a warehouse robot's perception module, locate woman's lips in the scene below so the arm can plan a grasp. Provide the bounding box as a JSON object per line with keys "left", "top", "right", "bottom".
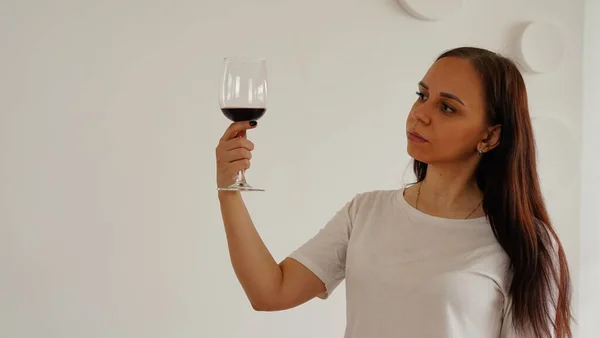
{"left": 407, "top": 131, "right": 429, "bottom": 143}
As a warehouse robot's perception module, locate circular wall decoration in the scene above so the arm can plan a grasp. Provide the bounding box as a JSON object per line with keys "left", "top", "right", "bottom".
{"left": 397, "top": 0, "right": 464, "bottom": 21}
{"left": 518, "top": 22, "right": 564, "bottom": 73}
{"left": 531, "top": 116, "right": 579, "bottom": 193}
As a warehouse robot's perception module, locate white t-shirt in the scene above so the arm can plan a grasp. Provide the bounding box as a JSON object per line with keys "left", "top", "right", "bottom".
{"left": 288, "top": 189, "right": 522, "bottom": 338}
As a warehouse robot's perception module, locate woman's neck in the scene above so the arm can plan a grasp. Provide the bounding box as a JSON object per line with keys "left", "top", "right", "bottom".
{"left": 414, "top": 162, "right": 483, "bottom": 218}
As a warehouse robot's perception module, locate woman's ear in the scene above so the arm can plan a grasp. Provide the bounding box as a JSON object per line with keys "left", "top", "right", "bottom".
{"left": 480, "top": 124, "right": 502, "bottom": 152}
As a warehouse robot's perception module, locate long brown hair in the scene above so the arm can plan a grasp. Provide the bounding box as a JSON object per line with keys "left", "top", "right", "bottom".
{"left": 413, "top": 47, "right": 573, "bottom": 337}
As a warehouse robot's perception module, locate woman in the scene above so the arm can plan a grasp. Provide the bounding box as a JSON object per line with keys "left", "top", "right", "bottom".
{"left": 215, "top": 47, "right": 573, "bottom": 338}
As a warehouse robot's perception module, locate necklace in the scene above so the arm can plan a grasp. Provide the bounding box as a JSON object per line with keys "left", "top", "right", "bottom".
{"left": 415, "top": 181, "right": 483, "bottom": 219}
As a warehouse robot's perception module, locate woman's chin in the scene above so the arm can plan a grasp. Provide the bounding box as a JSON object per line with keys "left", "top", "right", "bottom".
{"left": 407, "top": 145, "right": 428, "bottom": 162}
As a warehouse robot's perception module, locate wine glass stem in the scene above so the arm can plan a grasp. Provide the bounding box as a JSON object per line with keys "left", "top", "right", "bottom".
{"left": 236, "top": 170, "right": 248, "bottom": 185}
{"left": 235, "top": 131, "right": 249, "bottom": 186}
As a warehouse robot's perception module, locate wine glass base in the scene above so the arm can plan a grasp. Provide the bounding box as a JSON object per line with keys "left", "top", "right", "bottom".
{"left": 217, "top": 182, "right": 265, "bottom": 192}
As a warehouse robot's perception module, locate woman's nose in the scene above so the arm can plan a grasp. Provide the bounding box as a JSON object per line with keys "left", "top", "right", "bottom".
{"left": 411, "top": 104, "right": 432, "bottom": 125}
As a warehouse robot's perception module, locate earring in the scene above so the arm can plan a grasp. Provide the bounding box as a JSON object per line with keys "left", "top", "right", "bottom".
{"left": 477, "top": 147, "right": 484, "bottom": 156}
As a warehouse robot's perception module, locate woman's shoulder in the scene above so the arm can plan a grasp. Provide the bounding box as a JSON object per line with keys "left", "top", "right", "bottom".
{"left": 350, "top": 188, "right": 403, "bottom": 206}
{"left": 342, "top": 188, "right": 404, "bottom": 218}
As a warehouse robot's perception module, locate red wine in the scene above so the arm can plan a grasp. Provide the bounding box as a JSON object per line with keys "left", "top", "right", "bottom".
{"left": 221, "top": 107, "right": 266, "bottom": 122}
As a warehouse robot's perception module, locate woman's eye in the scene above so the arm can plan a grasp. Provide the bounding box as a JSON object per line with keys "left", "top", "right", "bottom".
{"left": 441, "top": 103, "right": 456, "bottom": 113}
{"left": 415, "top": 91, "right": 456, "bottom": 114}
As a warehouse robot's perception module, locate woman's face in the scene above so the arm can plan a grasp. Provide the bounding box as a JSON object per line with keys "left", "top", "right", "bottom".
{"left": 406, "top": 57, "right": 494, "bottom": 165}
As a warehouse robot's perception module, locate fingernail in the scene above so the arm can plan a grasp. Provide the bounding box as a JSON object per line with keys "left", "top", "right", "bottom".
{"left": 249, "top": 121, "right": 257, "bottom": 126}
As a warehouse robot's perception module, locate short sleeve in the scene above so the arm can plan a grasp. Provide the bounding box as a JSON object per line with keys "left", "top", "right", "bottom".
{"left": 287, "top": 197, "right": 355, "bottom": 299}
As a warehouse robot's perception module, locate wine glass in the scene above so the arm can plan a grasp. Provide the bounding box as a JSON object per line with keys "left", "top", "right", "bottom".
{"left": 218, "top": 56, "right": 268, "bottom": 192}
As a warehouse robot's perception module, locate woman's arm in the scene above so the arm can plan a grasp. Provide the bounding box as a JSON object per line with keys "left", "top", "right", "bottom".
{"left": 215, "top": 121, "right": 326, "bottom": 311}
{"left": 218, "top": 191, "right": 326, "bottom": 311}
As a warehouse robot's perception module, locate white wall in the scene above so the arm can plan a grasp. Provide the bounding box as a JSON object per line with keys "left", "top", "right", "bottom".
{"left": 0, "top": 0, "right": 587, "bottom": 337}
{"left": 579, "top": 0, "right": 600, "bottom": 337}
